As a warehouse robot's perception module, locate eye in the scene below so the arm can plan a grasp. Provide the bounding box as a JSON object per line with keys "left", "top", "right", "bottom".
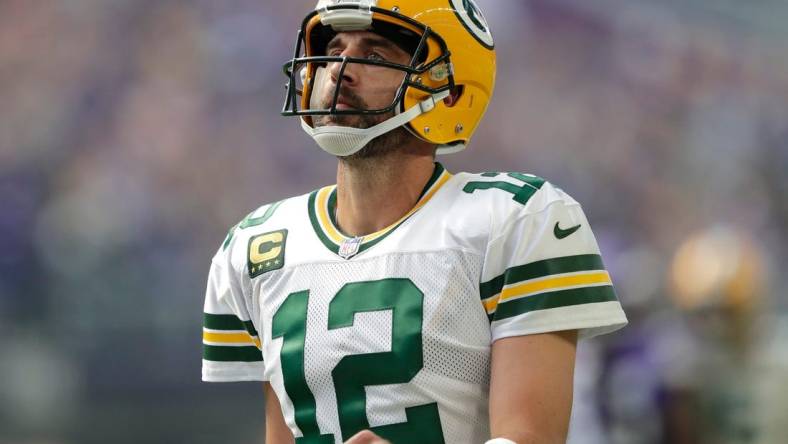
{"left": 367, "top": 52, "right": 386, "bottom": 62}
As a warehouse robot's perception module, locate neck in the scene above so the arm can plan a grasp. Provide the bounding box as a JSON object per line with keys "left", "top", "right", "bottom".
{"left": 335, "top": 150, "right": 436, "bottom": 237}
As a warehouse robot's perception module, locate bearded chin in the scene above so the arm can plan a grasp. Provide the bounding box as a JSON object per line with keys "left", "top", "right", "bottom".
{"left": 311, "top": 100, "right": 409, "bottom": 160}
{"left": 341, "top": 124, "right": 410, "bottom": 161}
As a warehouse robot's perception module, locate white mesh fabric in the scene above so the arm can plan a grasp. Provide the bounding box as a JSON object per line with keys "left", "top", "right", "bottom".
{"left": 308, "top": 125, "right": 373, "bottom": 157}
{"left": 258, "top": 249, "right": 490, "bottom": 443}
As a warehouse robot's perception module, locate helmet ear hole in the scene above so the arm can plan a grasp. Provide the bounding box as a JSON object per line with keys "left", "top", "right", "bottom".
{"left": 443, "top": 85, "right": 464, "bottom": 108}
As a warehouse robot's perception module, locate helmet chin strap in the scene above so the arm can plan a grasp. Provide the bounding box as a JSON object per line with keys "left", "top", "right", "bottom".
{"left": 301, "top": 89, "right": 450, "bottom": 157}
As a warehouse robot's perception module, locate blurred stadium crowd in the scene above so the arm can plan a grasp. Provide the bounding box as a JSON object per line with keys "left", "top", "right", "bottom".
{"left": 0, "top": 0, "right": 786, "bottom": 443}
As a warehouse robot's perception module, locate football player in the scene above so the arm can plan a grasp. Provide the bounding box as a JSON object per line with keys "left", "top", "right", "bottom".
{"left": 202, "top": 1, "right": 628, "bottom": 443}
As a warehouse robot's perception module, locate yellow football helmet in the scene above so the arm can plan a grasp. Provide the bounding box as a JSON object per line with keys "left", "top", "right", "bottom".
{"left": 282, "top": 0, "right": 496, "bottom": 156}
{"left": 669, "top": 226, "right": 767, "bottom": 315}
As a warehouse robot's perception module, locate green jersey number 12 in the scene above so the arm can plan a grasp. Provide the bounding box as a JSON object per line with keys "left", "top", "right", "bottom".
{"left": 271, "top": 278, "right": 446, "bottom": 443}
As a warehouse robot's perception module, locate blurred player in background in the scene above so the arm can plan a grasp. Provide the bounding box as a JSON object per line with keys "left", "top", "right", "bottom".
{"left": 586, "top": 226, "right": 786, "bottom": 444}
{"left": 663, "top": 226, "right": 785, "bottom": 444}
{"left": 201, "top": 1, "right": 627, "bottom": 443}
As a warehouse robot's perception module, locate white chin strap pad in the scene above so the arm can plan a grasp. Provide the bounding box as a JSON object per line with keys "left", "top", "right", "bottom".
{"left": 301, "top": 90, "right": 450, "bottom": 157}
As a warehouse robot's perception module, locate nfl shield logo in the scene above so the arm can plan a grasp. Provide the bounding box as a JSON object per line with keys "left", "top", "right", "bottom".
{"left": 338, "top": 236, "right": 363, "bottom": 259}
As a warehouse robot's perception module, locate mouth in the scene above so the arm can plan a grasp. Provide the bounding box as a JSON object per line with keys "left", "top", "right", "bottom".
{"left": 313, "top": 90, "right": 369, "bottom": 127}
{"left": 330, "top": 95, "right": 362, "bottom": 111}
{"left": 321, "top": 88, "right": 365, "bottom": 112}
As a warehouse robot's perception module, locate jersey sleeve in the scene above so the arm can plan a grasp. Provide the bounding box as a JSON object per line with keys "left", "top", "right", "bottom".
{"left": 202, "top": 244, "right": 266, "bottom": 382}
{"left": 481, "top": 184, "right": 628, "bottom": 342}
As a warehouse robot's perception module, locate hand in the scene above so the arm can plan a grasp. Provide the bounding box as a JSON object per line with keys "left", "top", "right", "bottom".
{"left": 343, "top": 430, "right": 391, "bottom": 444}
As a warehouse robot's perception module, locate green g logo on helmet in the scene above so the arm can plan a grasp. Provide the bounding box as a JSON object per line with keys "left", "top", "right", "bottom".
{"left": 450, "top": 0, "right": 494, "bottom": 49}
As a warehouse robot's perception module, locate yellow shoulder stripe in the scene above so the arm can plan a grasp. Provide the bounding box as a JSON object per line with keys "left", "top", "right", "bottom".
{"left": 483, "top": 271, "right": 612, "bottom": 314}
{"left": 203, "top": 331, "right": 262, "bottom": 349}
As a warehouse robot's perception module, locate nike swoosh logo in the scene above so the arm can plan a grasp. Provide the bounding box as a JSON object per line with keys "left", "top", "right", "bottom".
{"left": 554, "top": 222, "right": 581, "bottom": 239}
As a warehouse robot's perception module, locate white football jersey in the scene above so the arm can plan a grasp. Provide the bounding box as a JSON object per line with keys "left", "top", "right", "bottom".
{"left": 202, "top": 164, "right": 627, "bottom": 444}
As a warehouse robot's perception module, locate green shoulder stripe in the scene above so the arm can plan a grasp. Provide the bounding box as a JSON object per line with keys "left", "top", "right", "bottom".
{"left": 490, "top": 285, "right": 617, "bottom": 322}
{"left": 203, "top": 313, "right": 259, "bottom": 337}
{"left": 480, "top": 254, "right": 606, "bottom": 300}
{"left": 202, "top": 344, "right": 263, "bottom": 362}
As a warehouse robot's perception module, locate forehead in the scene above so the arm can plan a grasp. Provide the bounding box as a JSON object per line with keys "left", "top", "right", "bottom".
{"left": 326, "top": 31, "right": 402, "bottom": 51}
{"left": 311, "top": 18, "right": 424, "bottom": 59}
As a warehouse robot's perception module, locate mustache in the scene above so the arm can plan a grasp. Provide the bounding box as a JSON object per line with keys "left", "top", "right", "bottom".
{"left": 320, "top": 87, "right": 368, "bottom": 110}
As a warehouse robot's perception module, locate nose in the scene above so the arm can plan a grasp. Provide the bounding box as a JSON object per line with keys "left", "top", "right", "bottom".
{"left": 327, "top": 49, "right": 361, "bottom": 87}
{"left": 328, "top": 58, "right": 359, "bottom": 88}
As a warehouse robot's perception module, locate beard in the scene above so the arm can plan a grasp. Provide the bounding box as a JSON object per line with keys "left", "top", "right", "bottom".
{"left": 313, "top": 88, "right": 410, "bottom": 161}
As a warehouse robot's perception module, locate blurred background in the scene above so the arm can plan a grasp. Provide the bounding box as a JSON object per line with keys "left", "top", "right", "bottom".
{"left": 1, "top": 0, "right": 786, "bottom": 443}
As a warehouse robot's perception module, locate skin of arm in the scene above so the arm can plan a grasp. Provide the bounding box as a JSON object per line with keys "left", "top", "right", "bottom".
{"left": 264, "top": 382, "right": 295, "bottom": 444}
{"left": 314, "top": 330, "right": 579, "bottom": 444}
{"left": 488, "top": 330, "right": 579, "bottom": 444}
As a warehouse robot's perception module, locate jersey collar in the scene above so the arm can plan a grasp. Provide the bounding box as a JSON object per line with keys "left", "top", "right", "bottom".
{"left": 308, "top": 163, "right": 452, "bottom": 259}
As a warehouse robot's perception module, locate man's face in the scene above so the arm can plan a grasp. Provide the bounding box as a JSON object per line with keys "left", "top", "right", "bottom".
{"left": 313, "top": 31, "right": 411, "bottom": 130}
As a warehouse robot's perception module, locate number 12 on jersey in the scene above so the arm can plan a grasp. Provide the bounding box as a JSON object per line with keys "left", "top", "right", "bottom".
{"left": 271, "top": 279, "right": 446, "bottom": 443}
